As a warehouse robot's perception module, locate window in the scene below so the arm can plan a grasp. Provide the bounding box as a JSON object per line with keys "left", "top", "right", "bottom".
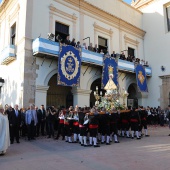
{"left": 128, "top": 47, "right": 135, "bottom": 57}
{"left": 11, "top": 23, "right": 16, "bottom": 45}
{"left": 166, "top": 6, "right": 170, "bottom": 32}
{"left": 98, "top": 36, "right": 107, "bottom": 54}
{"left": 55, "top": 22, "right": 69, "bottom": 42}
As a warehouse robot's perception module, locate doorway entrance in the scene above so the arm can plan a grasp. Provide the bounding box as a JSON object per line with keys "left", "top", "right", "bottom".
{"left": 47, "top": 74, "right": 73, "bottom": 108}
{"left": 127, "top": 83, "right": 138, "bottom": 108}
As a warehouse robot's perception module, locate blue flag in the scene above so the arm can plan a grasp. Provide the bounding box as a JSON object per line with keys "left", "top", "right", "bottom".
{"left": 102, "top": 55, "right": 118, "bottom": 88}
{"left": 57, "top": 45, "right": 81, "bottom": 86}
{"left": 135, "top": 64, "right": 148, "bottom": 92}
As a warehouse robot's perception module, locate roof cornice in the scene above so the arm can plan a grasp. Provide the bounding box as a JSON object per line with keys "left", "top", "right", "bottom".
{"left": 63, "top": 0, "right": 145, "bottom": 38}
{"left": 131, "top": 0, "right": 154, "bottom": 10}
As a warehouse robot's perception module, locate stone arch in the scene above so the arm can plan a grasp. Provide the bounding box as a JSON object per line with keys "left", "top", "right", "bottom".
{"left": 86, "top": 74, "right": 101, "bottom": 90}
{"left": 44, "top": 69, "right": 58, "bottom": 86}
{"left": 127, "top": 83, "right": 138, "bottom": 108}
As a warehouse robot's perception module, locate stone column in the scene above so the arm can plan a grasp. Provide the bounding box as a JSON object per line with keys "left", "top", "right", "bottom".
{"left": 49, "top": 12, "right": 53, "bottom": 33}
{"left": 35, "top": 85, "right": 49, "bottom": 107}
{"left": 72, "top": 88, "right": 92, "bottom": 107}
{"left": 137, "top": 92, "right": 148, "bottom": 107}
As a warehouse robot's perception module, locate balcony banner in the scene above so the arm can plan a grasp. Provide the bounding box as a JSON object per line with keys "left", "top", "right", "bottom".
{"left": 102, "top": 55, "right": 118, "bottom": 88}
{"left": 135, "top": 64, "right": 148, "bottom": 92}
{"left": 57, "top": 45, "right": 81, "bottom": 86}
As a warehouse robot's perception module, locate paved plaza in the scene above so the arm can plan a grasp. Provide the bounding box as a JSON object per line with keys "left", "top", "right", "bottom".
{"left": 1, "top": 125, "right": 170, "bottom": 170}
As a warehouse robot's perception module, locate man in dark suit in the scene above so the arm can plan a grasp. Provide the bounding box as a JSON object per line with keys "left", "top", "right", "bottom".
{"left": 111, "top": 51, "right": 116, "bottom": 58}
{"left": 64, "top": 35, "right": 70, "bottom": 45}
{"left": 36, "top": 105, "right": 46, "bottom": 136}
{"left": 8, "top": 104, "right": 21, "bottom": 144}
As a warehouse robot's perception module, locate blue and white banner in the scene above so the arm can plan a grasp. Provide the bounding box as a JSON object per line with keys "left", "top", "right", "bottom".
{"left": 135, "top": 64, "right": 148, "bottom": 92}
{"left": 102, "top": 55, "right": 118, "bottom": 88}
{"left": 57, "top": 45, "right": 81, "bottom": 86}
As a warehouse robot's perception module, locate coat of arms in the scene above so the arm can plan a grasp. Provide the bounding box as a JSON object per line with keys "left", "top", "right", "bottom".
{"left": 61, "top": 51, "right": 79, "bottom": 80}
{"left": 138, "top": 71, "right": 145, "bottom": 84}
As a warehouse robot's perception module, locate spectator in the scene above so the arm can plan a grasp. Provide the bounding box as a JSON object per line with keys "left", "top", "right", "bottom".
{"left": 8, "top": 104, "right": 21, "bottom": 144}
{"left": 100, "top": 49, "right": 104, "bottom": 54}
{"left": 36, "top": 105, "right": 46, "bottom": 137}
{"left": 119, "top": 52, "right": 126, "bottom": 60}
{"left": 93, "top": 44, "right": 99, "bottom": 53}
{"left": 82, "top": 42, "right": 87, "bottom": 50}
{"left": 88, "top": 43, "right": 94, "bottom": 52}
{"left": 20, "top": 108, "right": 27, "bottom": 137}
{"left": 76, "top": 41, "right": 81, "bottom": 48}
{"left": 70, "top": 38, "right": 76, "bottom": 47}
{"left": 127, "top": 55, "right": 132, "bottom": 62}
{"left": 111, "top": 51, "right": 116, "bottom": 58}
{"left": 56, "top": 34, "right": 62, "bottom": 43}
{"left": 25, "top": 104, "right": 38, "bottom": 141}
{"left": 159, "top": 110, "right": 165, "bottom": 126}
{"left": 64, "top": 35, "right": 70, "bottom": 45}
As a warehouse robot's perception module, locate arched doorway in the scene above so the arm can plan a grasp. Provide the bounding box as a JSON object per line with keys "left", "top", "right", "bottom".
{"left": 90, "top": 78, "right": 106, "bottom": 107}
{"left": 127, "top": 83, "right": 138, "bottom": 108}
{"left": 47, "top": 74, "right": 73, "bottom": 108}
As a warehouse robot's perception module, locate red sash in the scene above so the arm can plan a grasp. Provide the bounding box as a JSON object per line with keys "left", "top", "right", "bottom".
{"left": 89, "top": 124, "right": 98, "bottom": 129}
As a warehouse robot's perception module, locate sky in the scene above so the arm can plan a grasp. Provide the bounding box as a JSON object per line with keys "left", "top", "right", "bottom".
{"left": 123, "top": 0, "right": 132, "bottom": 5}
{"left": 0, "top": 0, "right": 132, "bottom": 5}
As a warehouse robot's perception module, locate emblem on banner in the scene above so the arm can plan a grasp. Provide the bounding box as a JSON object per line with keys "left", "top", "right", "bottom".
{"left": 138, "top": 71, "right": 145, "bottom": 84}
{"left": 108, "top": 65, "right": 114, "bottom": 78}
{"left": 61, "top": 51, "right": 79, "bottom": 80}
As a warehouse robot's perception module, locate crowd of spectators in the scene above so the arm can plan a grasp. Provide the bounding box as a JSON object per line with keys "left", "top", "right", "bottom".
{"left": 56, "top": 34, "right": 149, "bottom": 66}
{"left": 146, "top": 106, "right": 170, "bottom": 126}
{"left": 4, "top": 102, "right": 170, "bottom": 144}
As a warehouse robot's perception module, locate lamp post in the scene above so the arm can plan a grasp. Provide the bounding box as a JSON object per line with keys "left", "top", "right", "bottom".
{"left": 94, "top": 86, "right": 102, "bottom": 106}
{"left": 83, "top": 37, "right": 90, "bottom": 46}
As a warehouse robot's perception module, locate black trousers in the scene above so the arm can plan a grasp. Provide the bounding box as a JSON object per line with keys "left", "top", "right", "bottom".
{"left": 89, "top": 128, "right": 98, "bottom": 137}
{"left": 79, "top": 127, "right": 87, "bottom": 136}
{"left": 36, "top": 121, "right": 45, "bottom": 136}
{"left": 130, "top": 122, "right": 139, "bottom": 131}
{"left": 110, "top": 123, "right": 118, "bottom": 134}
{"left": 56, "top": 123, "right": 65, "bottom": 138}
{"left": 27, "top": 121, "right": 35, "bottom": 140}
{"left": 10, "top": 125, "right": 19, "bottom": 142}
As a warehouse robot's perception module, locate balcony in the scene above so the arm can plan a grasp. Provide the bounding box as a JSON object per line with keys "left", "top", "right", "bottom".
{"left": 0, "top": 45, "right": 16, "bottom": 65}
{"left": 32, "top": 38, "right": 152, "bottom": 76}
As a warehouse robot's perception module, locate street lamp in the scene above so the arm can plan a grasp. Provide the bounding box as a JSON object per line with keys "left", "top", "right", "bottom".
{"left": 83, "top": 37, "right": 90, "bottom": 46}
{"left": 94, "top": 86, "right": 102, "bottom": 106}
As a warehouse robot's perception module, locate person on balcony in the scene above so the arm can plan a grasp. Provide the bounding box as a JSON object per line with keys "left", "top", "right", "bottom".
{"left": 64, "top": 35, "right": 70, "bottom": 45}
{"left": 70, "top": 38, "right": 76, "bottom": 47}
{"left": 119, "top": 52, "right": 126, "bottom": 60}
{"left": 76, "top": 41, "right": 81, "bottom": 48}
{"left": 82, "top": 42, "right": 87, "bottom": 50}
{"left": 111, "top": 51, "right": 116, "bottom": 58}
{"left": 88, "top": 43, "right": 94, "bottom": 52}
{"left": 100, "top": 49, "right": 104, "bottom": 55}
{"left": 93, "top": 44, "right": 99, "bottom": 53}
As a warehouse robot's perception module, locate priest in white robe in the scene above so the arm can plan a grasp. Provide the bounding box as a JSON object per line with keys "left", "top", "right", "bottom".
{"left": 0, "top": 104, "right": 10, "bottom": 155}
